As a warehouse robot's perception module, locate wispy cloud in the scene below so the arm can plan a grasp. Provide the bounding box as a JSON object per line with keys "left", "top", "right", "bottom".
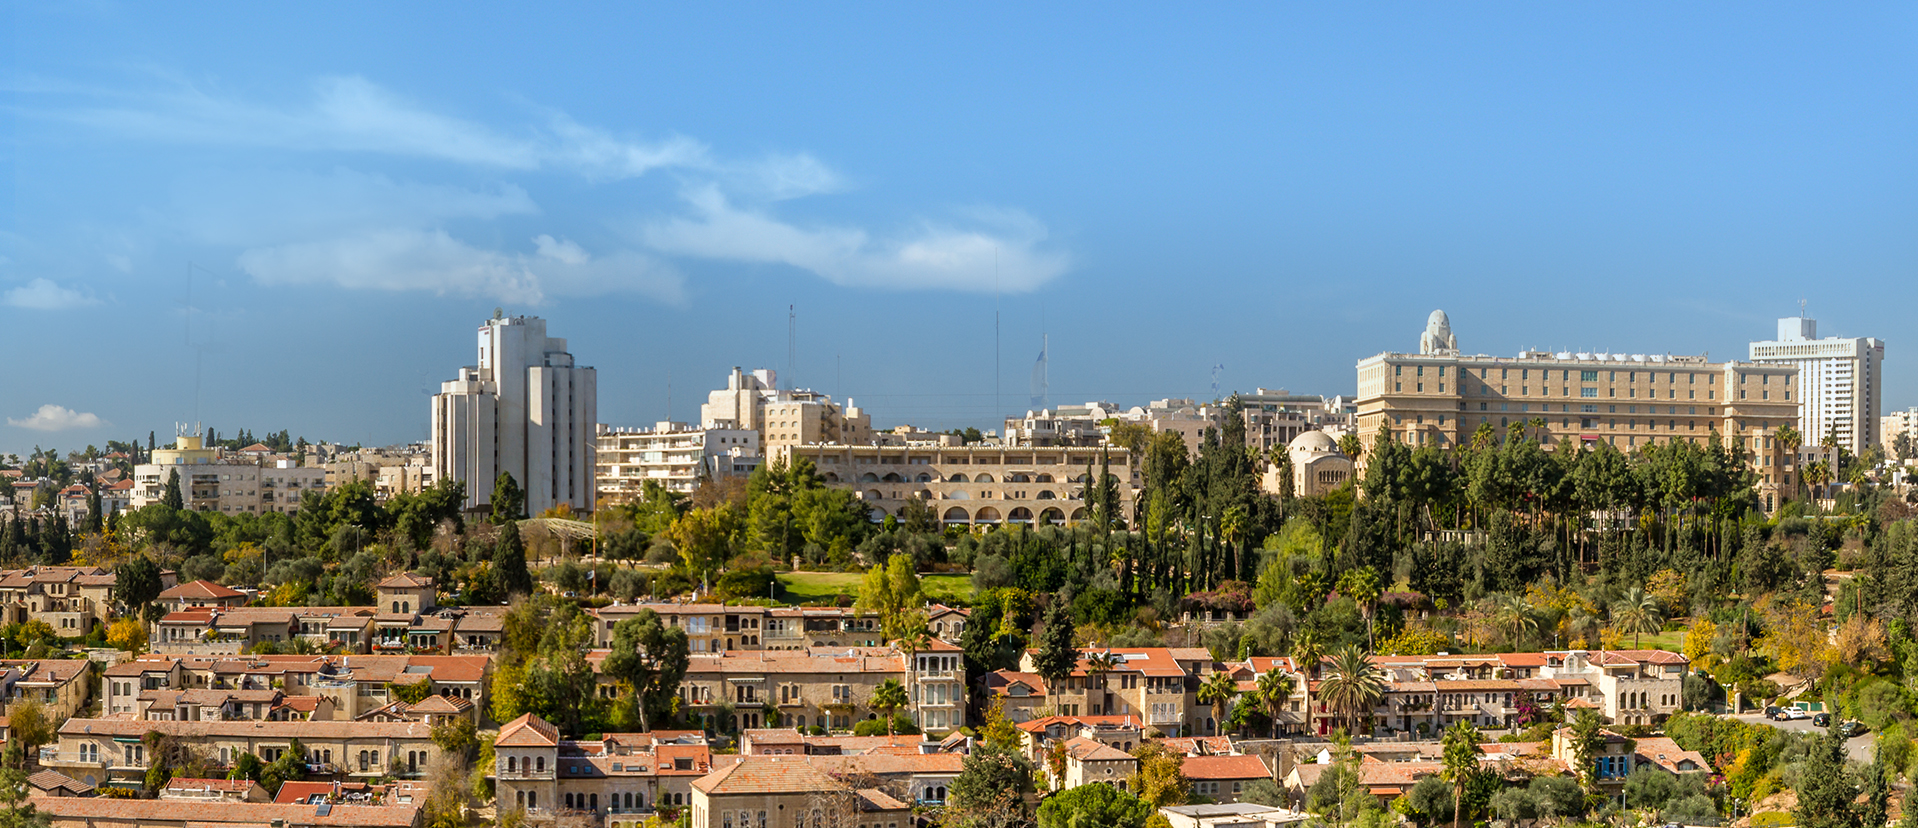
{"left": 19, "top": 74, "right": 1068, "bottom": 299}
{"left": 8, "top": 404, "right": 106, "bottom": 431}
{"left": 36, "top": 75, "right": 708, "bottom": 178}
{"left": 236, "top": 229, "right": 684, "bottom": 305}
{"left": 3, "top": 278, "right": 96, "bottom": 309}
{"left": 644, "top": 187, "right": 1068, "bottom": 292}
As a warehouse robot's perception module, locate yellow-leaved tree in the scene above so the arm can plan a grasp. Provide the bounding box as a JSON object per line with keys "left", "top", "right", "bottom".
{"left": 1759, "top": 599, "right": 1832, "bottom": 681}
{"left": 1683, "top": 618, "right": 1717, "bottom": 663}
{"left": 106, "top": 618, "right": 148, "bottom": 654}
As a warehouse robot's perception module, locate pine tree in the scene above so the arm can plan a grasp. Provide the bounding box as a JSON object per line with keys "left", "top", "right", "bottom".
{"left": 162, "top": 469, "right": 184, "bottom": 510}
{"left": 1794, "top": 725, "right": 1861, "bottom": 828}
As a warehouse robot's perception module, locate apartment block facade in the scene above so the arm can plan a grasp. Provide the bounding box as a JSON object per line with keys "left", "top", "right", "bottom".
{"left": 1358, "top": 311, "right": 1801, "bottom": 509}
{"left": 595, "top": 422, "right": 761, "bottom": 501}
{"left": 772, "top": 444, "right": 1136, "bottom": 527}
{"left": 1750, "top": 316, "right": 1886, "bottom": 458}
{"left": 432, "top": 314, "right": 597, "bottom": 515}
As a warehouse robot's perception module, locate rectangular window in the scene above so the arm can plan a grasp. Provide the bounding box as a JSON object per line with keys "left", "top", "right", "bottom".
{"left": 1580, "top": 387, "right": 1596, "bottom": 398}
{"left": 1581, "top": 370, "right": 1598, "bottom": 381}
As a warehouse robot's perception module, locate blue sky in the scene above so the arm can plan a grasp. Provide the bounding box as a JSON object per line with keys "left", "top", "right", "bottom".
{"left": 3, "top": 4, "right": 1916, "bottom": 455}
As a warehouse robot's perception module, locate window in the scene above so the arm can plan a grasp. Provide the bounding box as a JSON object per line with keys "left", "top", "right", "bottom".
{"left": 1581, "top": 370, "right": 1598, "bottom": 381}
{"left": 1580, "top": 387, "right": 1596, "bottom": 398}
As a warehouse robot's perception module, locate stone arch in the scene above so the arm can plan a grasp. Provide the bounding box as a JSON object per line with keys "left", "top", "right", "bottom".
{"left": 946, "top": 473, "right": 969, "bottom": 483}
{"left": 860, "top": 472, "right": 880, "bottom": 483}
{"left": 915, "top": 473, "right": 933, "bottom": 482}
{"left": 916, "top": 489, "right": 934, "bottom": 500}
{"left": 1036, "top": 490, "right": 1056, "bottom": 500}
{"left": 865, "top": 490, "right": 884, "bottom": 501}
{"left": 868, "top": 505, "right": 889, "bottom": 522}
{"left": 1035, "top": 473, "right": 1054, "bottom": 482}
{"left": 1069, "top": 507, "right": 1088, "bottom": 521}
{"left": 1007, "top": 472, "right": 1031, "bottom": 483}
{"left": 974, "top": 506, "right": 1002, "bottom": 523}
{"left": 1008, "top": 507, "right": 1034, "bottom": 523}
{"left": 945, "top": 490, "right": 970, "bottom": 500}
{"left": 824, "top": 472, "right": 840, "bottom": 483}
{"left": 974, "top": 473, "right": 995, "bottom": 483}
{"left": 1039, "top": 507, "right": 1065, "bottom": 525}
{"left": 943, "top": 507, "right": 970, "bottom": 523}
{"left": 882, "top": 472, "right": 904, "bottom": 483}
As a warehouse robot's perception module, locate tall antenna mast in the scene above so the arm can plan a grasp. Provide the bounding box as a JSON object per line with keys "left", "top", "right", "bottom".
{"left": 994, "top": 248, "right": 1001, "bottom": 428}
{"left": 788, "top": 304, "right": 796, "bottom": 391}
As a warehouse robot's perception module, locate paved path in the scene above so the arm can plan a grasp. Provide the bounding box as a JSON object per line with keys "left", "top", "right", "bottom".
{"left": 1730, "top": 712, "right": 1873, "bottom": 762}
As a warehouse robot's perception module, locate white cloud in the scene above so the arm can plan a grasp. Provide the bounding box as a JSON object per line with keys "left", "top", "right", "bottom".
{"left": 3, "top": 278, "right": 96, "bottom": 309}
{"left": 46, "top": 75, "right": 707, "bottom": 178}
{"left": 8, "top": 404, "right": 106, "bottom": 432}
{"left": 168, "top": 168, "right": 539, "bottom": 247}
{"left": 236, "top": 229, "right": 684, "bottom": 305}
{"left": 643, "top": 187, "right": 1069, "bottom": 292}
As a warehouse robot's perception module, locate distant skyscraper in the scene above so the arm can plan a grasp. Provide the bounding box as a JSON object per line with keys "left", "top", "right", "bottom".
{"left": 432, "top": 314, "right": 597, "bottom": 515}
{"left": 1750, "top": 317, "right": 1885, "bottom": 457}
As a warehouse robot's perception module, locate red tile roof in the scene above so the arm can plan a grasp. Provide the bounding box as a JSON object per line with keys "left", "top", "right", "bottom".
{"left": 496, "top": 713, "right": 561, "bottom": 747}
{"left": 28, "top": 797, "right": 420, "bottom": 827}
{"left": 158, "top": 579, "right": 246, "bottom": 600}
{"left": 1181, "top": 754, "right": 1270, "bottom": 780}
{"left": 693, "top": 756, "right": 845, "bottom": 794}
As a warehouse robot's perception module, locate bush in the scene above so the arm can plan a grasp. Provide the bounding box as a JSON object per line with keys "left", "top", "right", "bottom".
{"left": 851, "top": 713, "right": 918, "bottom": 737}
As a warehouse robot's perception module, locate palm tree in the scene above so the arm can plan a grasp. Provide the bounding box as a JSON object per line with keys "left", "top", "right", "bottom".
{"left": 870, "top": 678, "right": 908, "bottom": 738}
{"left": 1776, "top": 424, "right": 1802, "bottom": 501}
{"left": 1493, "top": 593, "right": 1538, "bottom": 651}
{"left": 1610, "top": 587, "right": 1664, "bottom": 649}
{"left": 1337, "top": 568, "right": 1383, "bottom": 651}
{"left": 1440, "top": 721, "right": 1484, "bottom": 828}
{"left": 1198, "top": 670, "right": 1240, "bottom": 737}
{"left": 1084, "top": 650, "right": 1122, "bottom": 715}
{"left": 1255, "top": 667, "right": 1297, "bottom": 739}
{"left": 1317, "top": 645, "right": 1385, "bottom": 737}
{"left": 1806, "top": 459, "right": 1832, "bottom": 501}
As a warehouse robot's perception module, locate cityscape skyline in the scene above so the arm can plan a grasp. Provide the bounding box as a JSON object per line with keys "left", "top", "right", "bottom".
{"left": 4, "top": 5, "right": 1917, "bottom": 455}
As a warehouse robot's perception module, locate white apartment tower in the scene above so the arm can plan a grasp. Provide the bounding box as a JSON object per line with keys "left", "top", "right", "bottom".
{"left": 432, "top": 315, "right": 597, "bottom": 515}
{"left": 1750, "top": 317, "right": 1885, "bottom": 457}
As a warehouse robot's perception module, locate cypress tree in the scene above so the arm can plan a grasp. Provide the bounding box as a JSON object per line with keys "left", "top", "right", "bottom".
{"left": 162, "top": 469, "right": 184, "bottom": 510}
{"left": 494, "top": 519, "right": 534, "bottom": 597}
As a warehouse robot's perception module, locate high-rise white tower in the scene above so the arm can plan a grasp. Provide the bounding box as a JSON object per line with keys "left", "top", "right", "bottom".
{"left": 432, "top": 315, "right": 597, "bottom": 515}
{"left": 1750, "top": 316, "right": 1885, "bottom": 457}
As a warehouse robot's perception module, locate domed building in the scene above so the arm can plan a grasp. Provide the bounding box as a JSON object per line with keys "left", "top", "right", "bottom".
{"left": 1261, "top": 429, "right": 1355, "bottom": 497}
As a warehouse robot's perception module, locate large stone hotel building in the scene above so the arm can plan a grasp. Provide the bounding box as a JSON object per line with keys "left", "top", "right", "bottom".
{"left": 1357, "top": 311, "right": 1801, "bottom": 510}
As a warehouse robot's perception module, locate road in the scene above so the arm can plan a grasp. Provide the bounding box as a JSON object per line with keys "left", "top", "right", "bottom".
{"left": 1730, "top": 712, "right": 1873, "bottom": 762}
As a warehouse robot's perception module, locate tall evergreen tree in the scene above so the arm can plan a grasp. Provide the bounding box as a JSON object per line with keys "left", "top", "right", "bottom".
{"left": 494, "top": 520, "right": 534, "bottom": 597}
{"left": 1793, "top": 724, "right": 1859, "bottom": 828}
{"left": 1032, "top": 600, "right": 1078, "bottom": 712}
{"left": 491, "top": 472, "right": 525, "bottom": 524}
{"left": 162, "top": 469, "right": 184, "bottom": 510}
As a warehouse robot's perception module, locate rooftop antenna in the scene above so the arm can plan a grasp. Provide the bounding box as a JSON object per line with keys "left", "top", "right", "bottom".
{"left": 788, "top": 304, "right": 797, "bottom": 391}
{"left": 994, "top": 247, "right": 1001, "bottom": 424}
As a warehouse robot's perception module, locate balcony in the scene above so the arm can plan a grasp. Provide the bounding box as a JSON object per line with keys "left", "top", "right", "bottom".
{"left": 496, "top": 769, "right": 557, "bottom": 781}
{"left": 39, "top": 750, "right": 107, "bottom": 769}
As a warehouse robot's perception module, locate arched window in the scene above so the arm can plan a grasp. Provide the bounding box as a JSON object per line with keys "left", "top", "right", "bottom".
{"left": 535, "top": 756, "right": 545, "bottom": 772}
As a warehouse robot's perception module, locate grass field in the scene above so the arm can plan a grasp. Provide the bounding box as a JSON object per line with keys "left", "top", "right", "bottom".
{"left": 776, "top": 571, "right": 972, "bottom": 605}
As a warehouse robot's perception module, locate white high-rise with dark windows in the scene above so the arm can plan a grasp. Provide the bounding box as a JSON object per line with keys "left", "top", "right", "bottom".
{"left": 432, "top": 315, "right": 597, "bottom": 515}
{"left": 1750, "top": 316, "right": 1885, "bottom": 458}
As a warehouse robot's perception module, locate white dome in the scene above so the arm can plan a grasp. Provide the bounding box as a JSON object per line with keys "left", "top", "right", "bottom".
{"left": 1289, "top": 430, "right": 1338, "bottom": 453}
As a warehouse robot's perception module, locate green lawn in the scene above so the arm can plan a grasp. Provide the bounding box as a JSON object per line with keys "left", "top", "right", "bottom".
{"left": 776, "top": 571, "right": 972, "bottom": 606}
{"left": 1624, "top": 627, "right": 1687, "bottom": 653}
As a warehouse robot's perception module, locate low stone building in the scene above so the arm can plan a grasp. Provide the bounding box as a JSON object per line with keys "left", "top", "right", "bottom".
{"left": 689, "top": 756, "right": 911, "bottom": 828}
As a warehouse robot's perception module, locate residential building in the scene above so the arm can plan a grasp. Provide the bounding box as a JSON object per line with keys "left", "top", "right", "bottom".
{"left": 131, "top": 432, "right": 327, "bottom": 515}
{"left": 41, "top": 717, "right": 444, "bottom": 790}
{"left": 432, "top": 314, "right": 597, "bottom": 516}
{"left": 688, "top": 756, "right": 911, "bottom": 828}
{"left": 492, "top": 713, "right": 717, "bottom": 824}
{"left": 102, "top": 654, "right": 492, "bottom": 726}
{"left": 28, "top": 796, "right": 422, "bottom": 828}
{"left": 1159, "top": 803, "right": 1311, "bottom": 828}
{"left": 1357, "top": 310, "right": 1801, "bottom": 511}
{"left": 700, "top": 367, "right": 872, "bottom": 449}
{"left": 591, "top": 604, "right": 887, "bottom": 653}
{"left": 773, "top": 443, "right": 1136, "bottom": 527}
{"left": 658, "top": 644, "right": 959, "bottom": 734}
{"left": 1883, "top": 407, "right": 1918, "bottom": 458}
{"left": 1015, "top": 648, "right": 1215, "bottom": 737}
{"left": 157, "top": 579, "right": 249, "bottom": 613}
{"left": 1182, "top": 754, "right": 1273, "bottom": 804}
{"left": 1750, "top": 316, "right": 1886, "bottom": 458}
{"left": 595, "top": 421, "right": 761, "bottom": 501}
{"left": 0, "top": 565, "right": 128, "bottom": 633}
{"left": 0, "top": 659, "right": 93, "bottom": 721}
